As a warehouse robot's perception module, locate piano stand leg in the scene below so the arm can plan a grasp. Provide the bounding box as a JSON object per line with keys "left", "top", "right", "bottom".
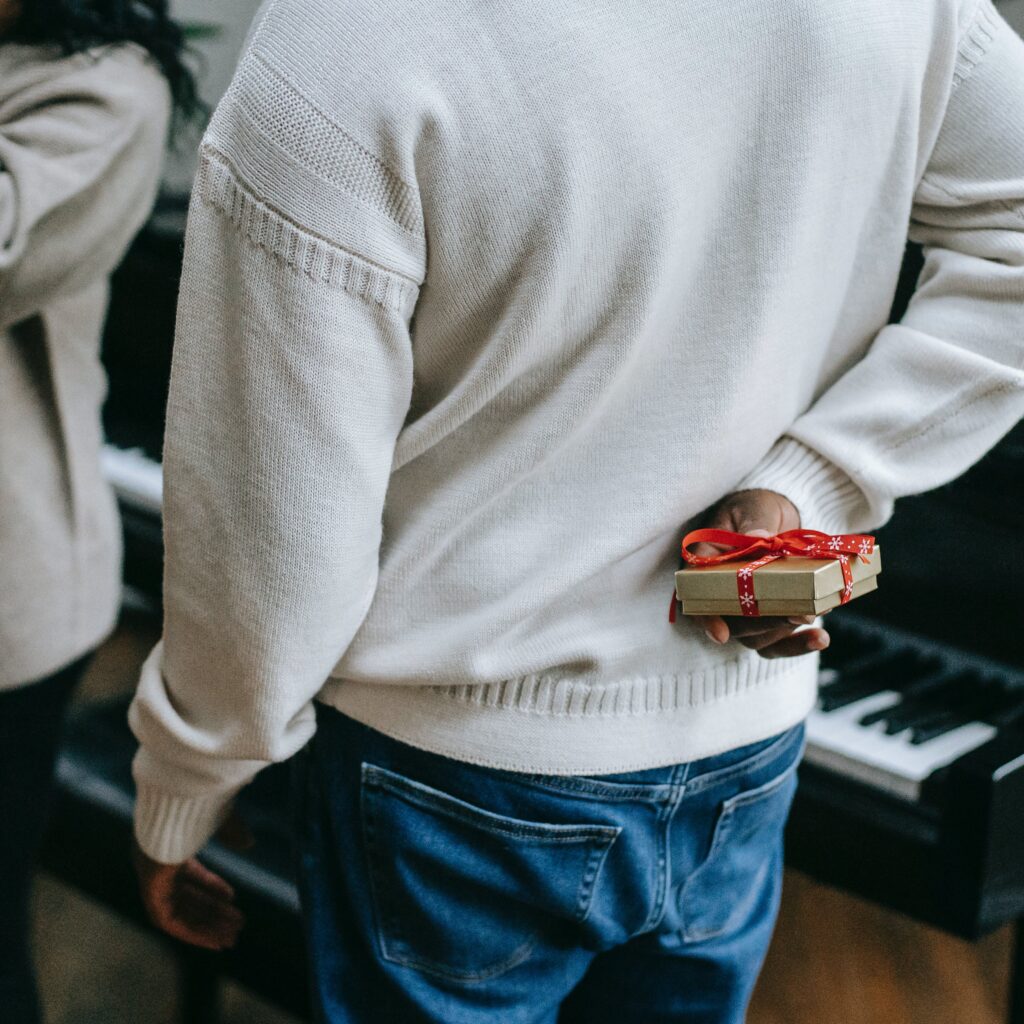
{"left": 1010, "top": 918, "right": 1024, "bottom": 1024}
{"left": 175, "top": 946, "right": 220, "bottom": 1024}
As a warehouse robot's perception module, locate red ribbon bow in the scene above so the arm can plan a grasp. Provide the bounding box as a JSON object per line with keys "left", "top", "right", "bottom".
{"left": 668, "top": 529, "right": 875, "bottom": 622}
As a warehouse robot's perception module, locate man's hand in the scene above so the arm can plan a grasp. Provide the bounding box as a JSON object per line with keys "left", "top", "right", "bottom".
{"left": 686, "top": 489, "right": 830, "bottom": 659}
{"left": 132, "top": 810, "right": 253, "bottom": 951}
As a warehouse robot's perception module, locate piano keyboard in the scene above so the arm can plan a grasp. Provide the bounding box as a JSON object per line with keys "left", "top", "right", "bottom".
{"left": 806, "top": 616, "right": 1022, "bottom": 803}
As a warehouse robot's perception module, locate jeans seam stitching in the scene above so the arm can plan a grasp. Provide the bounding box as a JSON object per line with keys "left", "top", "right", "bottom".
{"left": 682, "top": 725, "right": 803, "bottom": 796}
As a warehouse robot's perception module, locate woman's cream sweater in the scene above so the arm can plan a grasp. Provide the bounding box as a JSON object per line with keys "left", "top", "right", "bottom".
{"left": 0, "top": 43, "right": 170, "bottom": 689}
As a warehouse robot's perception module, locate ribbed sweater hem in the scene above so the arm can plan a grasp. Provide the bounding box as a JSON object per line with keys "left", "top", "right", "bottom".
{"left": 318, "top": 655, "right": 819, "bottom": 775}
{"left": 133, "top": 781, "right": 236, "bottom": 865}
{"left": 195, "top": 150, "right": 421, "bottom": 317}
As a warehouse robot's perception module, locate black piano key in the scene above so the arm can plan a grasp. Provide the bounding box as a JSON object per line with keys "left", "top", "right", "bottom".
{"left": 819, "top": 648, "right": 893, "bottom": 683}
{"left": 908, "top": 699, "right": 993, "bottom": 743}
{"left": 901, "top": 669, "right": 978, "bottom": 702}
{"left": 857, "top": 700, "right": 907, "bottom": 728}
{"left": 857, "top": 689, "right": 944, "bottom": 728}
{"left": 858, "top": 673, "right": 980, "bottom": 731}
{"left": 819, "top": 682, "right": 887, "bottom": 713}
{"left": 818, "top": 652, "right": 944, "bottom": 713}
{"left": 815, "top": 651, "right": 937, "bottom": 716}
{"left": 910, "top": 713, "right": 967, "bottom": 745}
{"left": 908, "top": 685, "right": 1016, "bottom": 744}
{"left": 899, "top": 680, "right": 994, "bottom": 735}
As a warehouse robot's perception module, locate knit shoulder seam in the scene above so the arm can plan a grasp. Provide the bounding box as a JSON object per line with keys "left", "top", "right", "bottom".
{"left": 952, "top": 0, "right": 1001, "bottom": 90}
{"left": 227, "top": 48, "right": 423, "bottom": 239}
{"left": 196, "top": 148, "right": 420, "bottom": 317}
{"left": 917, "top": 0, "right": 1012, "bottom": 209}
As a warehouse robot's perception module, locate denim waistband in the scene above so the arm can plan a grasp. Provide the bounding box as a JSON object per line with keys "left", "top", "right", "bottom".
{"left": 504, "top": 721, "right": 806, "bottom": 803}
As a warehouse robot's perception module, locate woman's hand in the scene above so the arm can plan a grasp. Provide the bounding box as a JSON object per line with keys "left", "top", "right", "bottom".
{"left": 687, "top": 489, "right": 831, "bottom": 659}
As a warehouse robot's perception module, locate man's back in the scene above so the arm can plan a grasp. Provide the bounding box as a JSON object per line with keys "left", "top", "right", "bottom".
{"left": 131, "top": 0, "right": 1023, "bottom": 844}
{"left": 128, "top": 1, "right": 1024, "bottom": 1016}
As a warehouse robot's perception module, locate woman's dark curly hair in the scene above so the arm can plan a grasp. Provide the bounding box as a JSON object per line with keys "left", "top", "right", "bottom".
{"left": 12, "top": 0, "right": 200, "bottom": 118}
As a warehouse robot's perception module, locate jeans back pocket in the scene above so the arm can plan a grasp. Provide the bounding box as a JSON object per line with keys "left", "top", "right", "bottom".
{"left": 680, "top": 757, "right": 799, "bottom": 943}
{"left": 361, "top": 763, "right": 620, "bottom": 983}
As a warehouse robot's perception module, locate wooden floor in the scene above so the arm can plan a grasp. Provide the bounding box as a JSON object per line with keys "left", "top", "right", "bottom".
{"left": 31, "top": 619, "right": 1016, "bottom": 1023}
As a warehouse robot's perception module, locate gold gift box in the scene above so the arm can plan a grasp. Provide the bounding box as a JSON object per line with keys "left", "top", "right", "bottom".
{"left": 675, "top": 546, "right": 882, "bottom": 617}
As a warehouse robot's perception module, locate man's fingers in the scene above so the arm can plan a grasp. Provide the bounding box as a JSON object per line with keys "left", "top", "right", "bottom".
{"left": 696, "top": 615, "right": 813, "bottom": 645}
{"left": 144, "top": 892, "right": 236, "bottom": 951}
{"left": 736, "top": 625, "right": 803, "bottom": 651}
{"left": 757, "top": 628, "right": 830, "bottom": 660}
{"left": 177, "top": 880, "right": 246, "bottom": 926}
{"left": 688, "top": 541, "right": 729, "bottom": 560}
{"left": 135, "top": 852, "right": 245, "bottom": 951}
{"left": 182, "top": 858, "right": 236, "bottom": 901}
{"left": 176, "top": 895, "right": 245, "bottom": 947}
{"left": 694, "top": 615, "right": 730, "bottom": 644}
{"left": 155, "top": 882, "right": 244, "bottom": 950}
{"left": 162, "top": 913, "right": 239, "bottom": 951}
{"left": 719, "top": 616, "right": 805, "bottom": 639}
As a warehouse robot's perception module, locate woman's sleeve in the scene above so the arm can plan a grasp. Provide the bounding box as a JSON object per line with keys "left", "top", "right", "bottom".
{"left": 0, "top": 47, "right": 170, "bottom": 330}
{"left": 735, "top": 0, "right": 1024, "bottom": 533}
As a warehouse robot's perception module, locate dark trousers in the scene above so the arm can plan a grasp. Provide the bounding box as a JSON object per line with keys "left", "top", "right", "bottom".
{"left": 0, "top": 655, "right": 91, "bottom": 1024}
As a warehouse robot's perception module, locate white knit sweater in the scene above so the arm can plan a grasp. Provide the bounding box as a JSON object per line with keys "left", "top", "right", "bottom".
{"left": 130, "top": 0, "right": 1024, "bottom": 863}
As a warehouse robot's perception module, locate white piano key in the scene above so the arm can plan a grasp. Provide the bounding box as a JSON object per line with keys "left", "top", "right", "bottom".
{"left": 101, "top": 444, "right": 163, "bottom": 515}
{"left": 805, "top": 689, "right": 998, "bottom": 802}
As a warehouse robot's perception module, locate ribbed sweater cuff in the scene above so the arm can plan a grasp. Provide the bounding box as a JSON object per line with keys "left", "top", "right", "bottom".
{"left": 734, "top": 436, "right": 869, "bottom": 536}
{"left": 133, "top": 778, "right": 232, "bottom": 865}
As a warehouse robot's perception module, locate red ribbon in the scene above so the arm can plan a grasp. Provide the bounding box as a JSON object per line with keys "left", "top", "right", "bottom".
{"left": 668, "top": 529, "right": 875, "bottom": 622}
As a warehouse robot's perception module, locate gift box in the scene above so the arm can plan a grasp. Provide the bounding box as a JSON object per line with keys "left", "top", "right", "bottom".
{"left": 672, "top": 529, "right": 881, "bottom": 618}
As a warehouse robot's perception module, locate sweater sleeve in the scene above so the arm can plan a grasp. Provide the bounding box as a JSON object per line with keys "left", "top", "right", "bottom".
{"left": 735, "top": 0, "right": 1024, "bottom": 535}
{"left": 0, "top": 46, "right": 170, "bottom": 330}
{"left": 128, "top": 46, "right": 425, "bottom": 860}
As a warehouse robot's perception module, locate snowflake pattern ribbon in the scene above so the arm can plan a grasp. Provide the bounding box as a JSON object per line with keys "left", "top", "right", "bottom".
{"left": 668, "top": 528, "right": 876, "bottom": 621}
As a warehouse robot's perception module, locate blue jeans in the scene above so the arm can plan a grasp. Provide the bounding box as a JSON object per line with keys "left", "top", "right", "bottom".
{"left": 293, "top": 705, "right": 805, "bottom": 1024}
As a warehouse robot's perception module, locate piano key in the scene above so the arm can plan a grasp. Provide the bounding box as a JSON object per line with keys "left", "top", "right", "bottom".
{"left": 902, "top": 694, "right": 992, "bottom": 740}
{"left": 805, "top": 687, "right": 998, "bottom": 801}
{"left": 900, "top": 669, "right": 976, "bottom": 702}
{"left": 860, "top": 679, "right": 977, "bottom": 734}
{"left": 820, "top": 648, "right": 893, "bottom": 682}
{"left": 911, "top": 711, "right": 983, "bottom": 746}
{"left": 818, "top": 651, "right": 942, "bottom": 712}
{"left": 818, "top": 667, "right": 840, "bottom": 687}
{"left": 101, "top": 443, "right": 163, "bottom": 515}
{"left": 883, "top": 692, "right": 978, "bottom": 735}
{"left": 908, "top": 685, "right": 1024, "bottom": 745}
